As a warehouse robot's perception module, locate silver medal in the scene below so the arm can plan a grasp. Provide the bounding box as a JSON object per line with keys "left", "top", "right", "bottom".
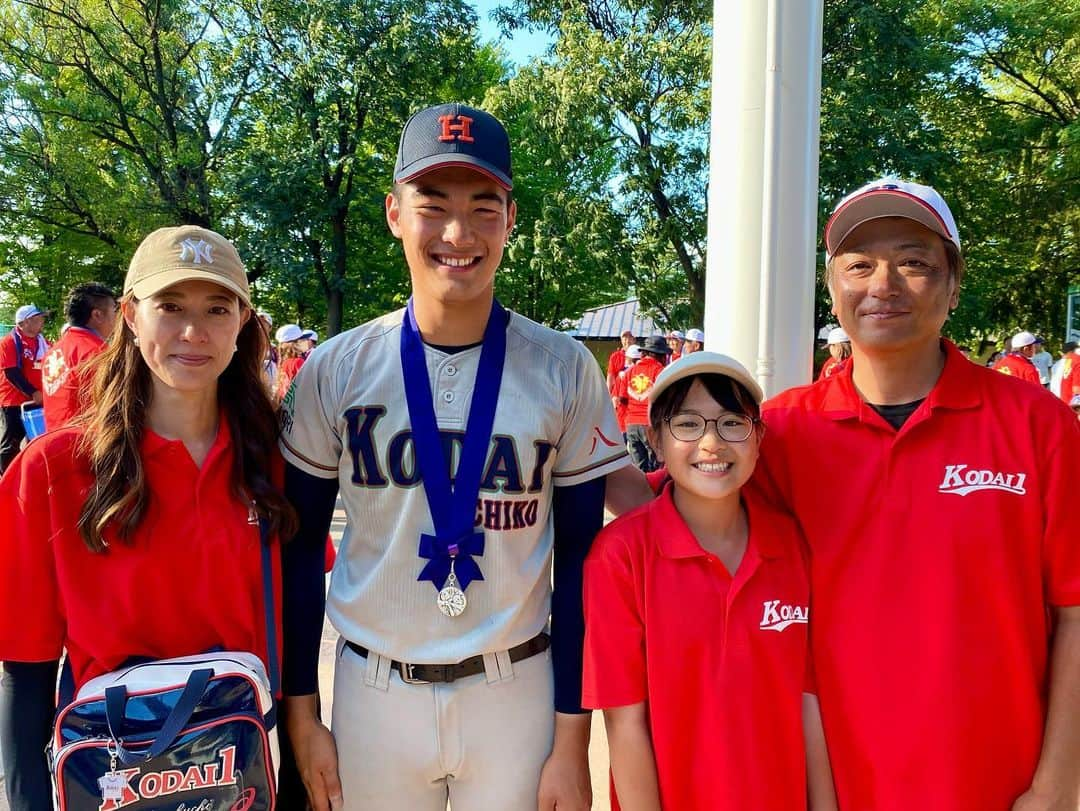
{"left": 437, "top": 564, "right": 467, "bottom": 618}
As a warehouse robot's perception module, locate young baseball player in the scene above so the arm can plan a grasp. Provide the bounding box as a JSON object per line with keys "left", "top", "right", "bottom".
{"left": 279, "top": 103, "right": 631, "bottom": 811}
{"left": 582, "top": 353, "right": 835, "bottom": 811}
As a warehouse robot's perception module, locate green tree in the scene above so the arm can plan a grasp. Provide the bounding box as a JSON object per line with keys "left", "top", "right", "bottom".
{"left": 927, "top": 0, "right": 1080, "bottom": 347}
{"left": 0, "top": 0, "right": 255, "bottom": 312}
{"left": 496, "top": 0, "right": 711, "bottom": 327}
{"left": 484, "top": 61, "right": 633, "bottom": 327}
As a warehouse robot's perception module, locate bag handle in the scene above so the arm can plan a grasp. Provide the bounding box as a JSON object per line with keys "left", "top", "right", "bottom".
{"left": 104, "top": 668, "right": 212, "bottom": 765}
{"left": 259, "top": 517, "right": 279, "bottom": 727}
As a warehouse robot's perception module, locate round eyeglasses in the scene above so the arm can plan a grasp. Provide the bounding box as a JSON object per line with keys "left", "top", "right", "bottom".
{"left": 665, "top": 412, "right": 757, "bottom": 443}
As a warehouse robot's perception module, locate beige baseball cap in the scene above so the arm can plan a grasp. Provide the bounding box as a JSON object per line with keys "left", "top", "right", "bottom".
{"left": 125, "top": 225, "right": 251, "bottom": 306}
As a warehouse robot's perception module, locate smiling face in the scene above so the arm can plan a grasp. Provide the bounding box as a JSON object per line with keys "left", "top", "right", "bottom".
{"left": 648, "top": 378, "right": 761, "bottom": 508}
{"left": 386, "top": 166, "right": 516, "bottom": 311}
{"left": 828, "top": 217, "right": 958, "bottom": 358}
{"left": 123, "top": 279, "right": 250, "bottom": 400}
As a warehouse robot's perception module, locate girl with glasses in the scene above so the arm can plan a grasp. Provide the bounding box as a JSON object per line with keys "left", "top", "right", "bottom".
{"left": 581, "top": 352, "right": 836, "bottom": 810}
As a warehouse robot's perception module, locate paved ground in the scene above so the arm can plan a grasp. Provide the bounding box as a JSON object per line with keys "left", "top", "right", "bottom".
{"left": 0, "top": 499, "right": 611, "bottom": 810}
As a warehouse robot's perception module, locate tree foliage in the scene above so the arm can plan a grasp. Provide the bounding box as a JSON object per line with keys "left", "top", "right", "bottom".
{"left": 0, "top": 0, "right": 1075, "bottom": 346}
{"left": 496, "top": 0, "right": 711, "bottom": 328}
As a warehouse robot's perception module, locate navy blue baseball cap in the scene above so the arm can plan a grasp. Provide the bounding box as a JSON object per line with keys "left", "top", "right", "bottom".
{"left": 393, "top": 103, "right": 512, "bottom": 191}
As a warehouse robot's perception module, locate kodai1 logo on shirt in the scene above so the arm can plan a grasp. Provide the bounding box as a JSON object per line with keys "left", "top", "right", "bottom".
{"left": 938, "top": 464, "right": 1027, "bottom": 496}
{"left": 759, "top": 600, "right": 809, "bottom": 632}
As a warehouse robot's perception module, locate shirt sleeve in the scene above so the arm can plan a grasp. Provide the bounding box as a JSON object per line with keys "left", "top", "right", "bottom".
{"left": 1043, "top": 414, "right": 1080, "bottom": 606}
{"left": 0, "top": 334, "right": 17, "bottom": 372}
{"left": 751, "top": 408, "right": 795, "bottom": 513}
{"left": 0, "top": 446, "right": 65, "bottom": 662}
{"left": 581, "top": 527, "right": 646, "bottom": 709}
{"left": 278, "top": 349, "right": 342, "bottom": 480}
{"left": 552, "top": 341, "right": 629, "bottom": 487}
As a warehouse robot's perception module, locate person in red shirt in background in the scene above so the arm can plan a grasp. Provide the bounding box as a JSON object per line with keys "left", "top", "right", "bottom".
{"left": 992, "top": 330, "right": 1043, "bottom": 386}
{"left": 41, "top": 283, "right": 119, "bottom": 431}
{"left": 817, "top": 327, "right": 851, "bottom": 380}
{"left": 756, "top": 178, "right": 1080, "bottom": 810}
{"left": 666, "top": 330, "right": 684, "bottom": 362}
{"left": 624, "top": 336, "right": 670, "bottom": 471}
{"left": 1058, "top": 344, "right": 1080, "bottom": 404}
{"left": 0, "top": 304, "right": 51, "bottom": 473}
{"left": 613, "top": 343, "right": 641, "bottom": 442}
{"left": 583, "top": 352, "right": 835, "bottom": 811}
{"left": 607, "top": 330, "right": 635, "bottom": 393}
{"left": 274, "top": 323, "right": 312, "bottom": 404}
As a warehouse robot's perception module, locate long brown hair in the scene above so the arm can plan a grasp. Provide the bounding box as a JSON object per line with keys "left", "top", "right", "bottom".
{"left": 76, "top": 294, "right": 297, "bottom": 552}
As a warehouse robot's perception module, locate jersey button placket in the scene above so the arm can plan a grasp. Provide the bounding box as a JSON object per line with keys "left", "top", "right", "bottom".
{"left": 436, "top": 356, "right": 468, "bottom": 424}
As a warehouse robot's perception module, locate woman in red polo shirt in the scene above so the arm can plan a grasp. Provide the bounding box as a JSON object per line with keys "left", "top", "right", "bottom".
{"left": 582, "top": 353, "right": 836, "bottom": 810}
{"left": 0, "top": 226, "right": 296, "bottom": 811}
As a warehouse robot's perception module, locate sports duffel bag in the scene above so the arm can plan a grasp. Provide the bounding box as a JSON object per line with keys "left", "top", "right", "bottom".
{"left": 48, "top": 651, "right": 276, "bottom": 811}
{"left": 48, "top": 524, "right": 279, "bottom": 811}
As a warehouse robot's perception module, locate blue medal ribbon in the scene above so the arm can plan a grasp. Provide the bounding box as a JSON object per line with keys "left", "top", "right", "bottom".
{"left": 401, "top": 297, "right": 507, "bottom": 592}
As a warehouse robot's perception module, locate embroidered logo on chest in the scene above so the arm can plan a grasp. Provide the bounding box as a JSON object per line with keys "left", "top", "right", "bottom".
{"left": 759, "top": 600, "right": 809, "bottom": 632}
{"left": 938, "top": 464, "right": 1027, "bottom": 496}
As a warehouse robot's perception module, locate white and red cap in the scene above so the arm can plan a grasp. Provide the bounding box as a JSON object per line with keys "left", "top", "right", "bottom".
{"left": 826, "top": 327, "right": 850, "bottom": 345}
{"left": 825, "top": 178, "right": 960, "bottom": 258}
{"left": 685, "top": 328, "right": 705, "bottom": 343}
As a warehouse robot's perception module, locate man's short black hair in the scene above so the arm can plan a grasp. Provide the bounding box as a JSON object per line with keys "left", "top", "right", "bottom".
{"left": 65, "top": 282, "right": 117, "bottom": 328}
{"left": 1065, "top": 341, "right": 1078, "bottom": 354}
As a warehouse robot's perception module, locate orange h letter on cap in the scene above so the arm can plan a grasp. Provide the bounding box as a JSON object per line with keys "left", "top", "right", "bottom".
{"left": 438, "top": 115, "right": 475, "bottom": 143}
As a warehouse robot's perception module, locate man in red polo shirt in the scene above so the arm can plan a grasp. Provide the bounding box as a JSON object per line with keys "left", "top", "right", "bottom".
{"left": 1058, "top": 345, "right": 1080, "bottom": 404}
{"left": 992, "top": 330, "right": 1043, "bottom": 386}
{"left": 0, "top": 303, "right": 50, "bottom": 472}
{"left": 42, "top": 282, "right": 118, "bottom": 430}
{"left": 757, "top": 178, "right": 1080, "bottom": 810}
{"left": 606, "top": 329, "right": 635, "bottom": 393}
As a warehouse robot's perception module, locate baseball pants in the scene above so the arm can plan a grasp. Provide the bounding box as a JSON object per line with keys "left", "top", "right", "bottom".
{"left": 332, "top": 638, "right": 555, "bottom": 810}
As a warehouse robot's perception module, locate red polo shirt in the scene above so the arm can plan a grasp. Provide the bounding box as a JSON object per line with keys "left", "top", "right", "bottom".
{"left": 757, "top": 340, "right": 1080, "bottom": 810}
{"left": 0, "top": 421, "right": 282, "bottom": 689}
{"left": 0, "top": 327, "right": 47, "bottom": 407}
{"left": 1059, "top": 352, "right": 1079, "bottom": 403}
{"left": 992, "top": 352, "right": 1041, "bottom": 386}
{"left": 607, "top": 348, "right": 626, "bottom": 392}
{"left": 276, "top": 355, "right": 306, "bottom": 402}
{"left": 623, "top": 356, "right": 665, "bottom": 426}
{"left": 41, "top": 326, "right": 107, "bottom": 429}
{"left": 582, "top": 484, "right": 810, "bottom": 811}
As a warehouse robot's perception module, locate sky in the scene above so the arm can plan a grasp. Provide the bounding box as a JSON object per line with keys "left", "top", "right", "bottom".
{"left": 468, "top": 0, "right": 553, "bottom": 65}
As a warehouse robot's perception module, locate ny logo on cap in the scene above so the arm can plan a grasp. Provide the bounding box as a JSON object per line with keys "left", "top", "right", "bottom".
{"left": 438, "top": 114, "right": 474, "bottom": 143}
{"left": 179, "top": 238, "right": 214, "bottom": 265}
